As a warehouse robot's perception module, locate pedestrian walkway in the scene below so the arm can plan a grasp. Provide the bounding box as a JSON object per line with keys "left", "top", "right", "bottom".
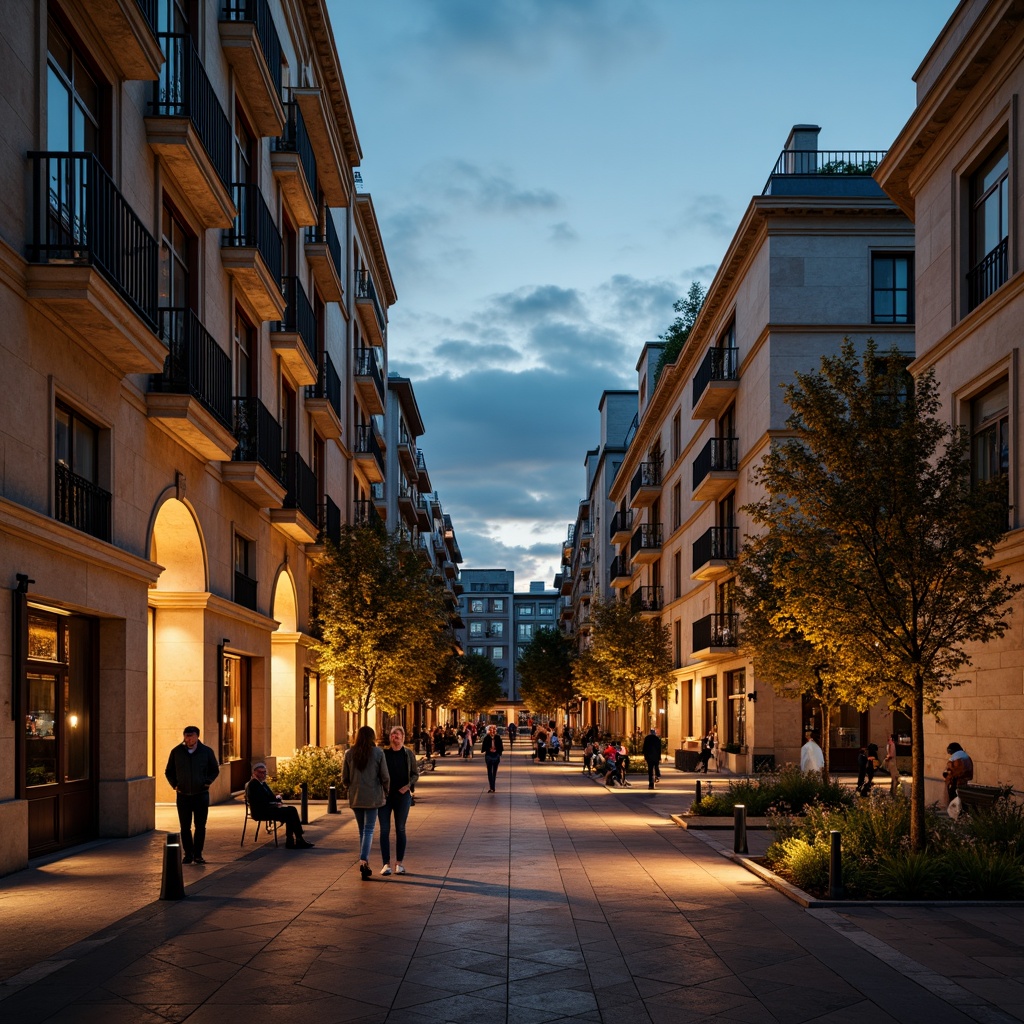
{"left": 1, "top": 750, "right": 1022, "bottom": 1022}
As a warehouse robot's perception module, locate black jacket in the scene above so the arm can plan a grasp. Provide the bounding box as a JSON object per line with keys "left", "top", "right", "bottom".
{"left": 481, "top": 734, "right": 504, "bottom": 756}
{"left": 165, "top": 741, "right": 220, "bottom": 796}
{"left": 642, "top": 733, "right": 662, "bottom": 762}
{"left": 246, "top": 778, "right": 282, "bottom": 818}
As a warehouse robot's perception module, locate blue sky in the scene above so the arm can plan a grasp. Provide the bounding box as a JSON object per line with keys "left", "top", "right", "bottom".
{"left": 329, "top": 0, "right": 955, "bottom": 586}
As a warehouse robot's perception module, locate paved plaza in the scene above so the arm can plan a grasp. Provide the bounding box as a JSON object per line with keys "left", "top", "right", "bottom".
{"left": 1, "top": 749, "right": 1022, "bottom": 1023}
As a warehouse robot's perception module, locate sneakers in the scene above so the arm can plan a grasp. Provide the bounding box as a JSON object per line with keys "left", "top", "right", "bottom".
{"left": 395, "top": 864, "right": 406, "bottom": 875}
{"left": 380, "top": 865, "right": 392, "bottom": 875}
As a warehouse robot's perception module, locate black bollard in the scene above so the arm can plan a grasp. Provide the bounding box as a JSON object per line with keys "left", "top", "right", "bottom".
{"left": 327, "top": 784, "right": 338, "bottom": 814}
{"left": 733, "top": 804, "right": 748, "bottom": 855}
{"left": 829, "top": 830, "right": 844, "bottom": 899}
{"left": 300, "top": 781, "right": 309, "bottom": 824}
{"left": 695, "top": 779, "right": 702, "bottom": 804}
{"left": 160, "top": 832, "right": 185, "bottom": 901}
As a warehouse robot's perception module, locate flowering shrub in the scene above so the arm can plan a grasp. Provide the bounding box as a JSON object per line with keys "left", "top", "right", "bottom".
{"left": 689, "top": 764, "right": 852, "bottom": 816}
{"left": 271, "top": 745, "right": 345, "bottom": 799}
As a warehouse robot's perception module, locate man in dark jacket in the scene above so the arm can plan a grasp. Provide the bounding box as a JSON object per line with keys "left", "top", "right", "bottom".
{"left": 165, "top": 726, "right": 219, "bottom": 864}
{"left": 642, "top": 728, "right": 663, "bottom": 790}
{"left": 246, "top": 763, "right": 313, "bottom": 849}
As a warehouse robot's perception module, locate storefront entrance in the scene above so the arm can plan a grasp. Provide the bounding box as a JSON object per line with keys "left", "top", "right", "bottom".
{"left": 221, "top": 652, "right": 251, "bottom": 791}
{"left": 802, "top": 696, "right": 867, "bottom": 772}
{"left": 21, "top": 607, "right": 97, "bottom": 856}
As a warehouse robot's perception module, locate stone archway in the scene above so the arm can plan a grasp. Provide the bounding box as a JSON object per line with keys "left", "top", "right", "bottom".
{"left": 270, "top": 568, "right": 304, "bottom": 757}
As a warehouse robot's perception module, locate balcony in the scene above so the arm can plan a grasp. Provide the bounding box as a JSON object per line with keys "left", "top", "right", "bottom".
{"left": 609, "top": 555, "right": 632, "bottom": 589}
{"left": 305, "top": 213, "right": 343, "bottom": 303}
{"left": 54, "top": 462, "right": 111, "bottom": 543}
{"left": 370, "top": 480, "right": 386, "bottom": 510}
{"left": 317, "top": 497, "right": 342, "bottom": 546}
{"left": 762, "top": 149, "right": 888, "bottom": 197}
{"left": 234, "top": 570, "right": 258, "bottom": 612}
{"left": 692, "top": 526, "right": 739, "bottom": 582}
{"left": 304, "top": 353, "right": 342, "bottom": 440}
{"left": 353, "top": 498, "right": 381, "bottom": 530}
{"left": 609, "top": 509, "right": 633, "bottom": 546}
{"left": 147, "top": 33, "right": 234, "bottom": 228}
{"left": 560, "top": 571, "right": 573, "bottom": 596}
{"left": 560, "top": 601, "right": 573, "bottom": 622}
{"left": 222, "top": 396, "right": 287, "bottom": 508}
{"left": 577, "top": 519, "right": 593, "bottom": 547}
{"left": 147, "top": 308, "right": 236, "bottom": 460}
{"left": 355, "top": 269, "right": 387, "bottom": 346}
{"left": 967, "top": 237, "right": 1009, "bottom": 313}
{"left": 398, "top": 482, "right": 416, "bottom": 520}
{"left": 630, "top": 460, "right": 662, "bottom": 508}
{"left": 397, "top": 432, "right": 417, "bottom": 477}
{"left": 353, "top": 423, "right": 385, "bottom": 483}
{"left": 219, "top": 0, "right": 285, "bottom": 138}
{"left": 415, "top": 492, "right": 431, "bottom": 530}
{"left": 630, "top": 523, "right": 663, "bottom": 564}
{"left": 562, "top": 524, "right": 575, "bottom": 560}
{"left": 292, "top": 87, "right": 348, "bottom": 207}
{"left": 416, "top": 449, "right": 431, "bottom": 492}
{"left": 574, "top": 576, "right": 593, "bottom": 600}
{"left": 692, "top": 612, "right": 739, "bottom": 659}
{"left": 81, "top": 0, "right": 162, "bottom": 81}
{"left": 26, "top": 152, "right": 164, "bottom": 375}
{"left": 272, "top": 102, "right": 318, "bottom": 226}
{"left": 693, "top": 347, "right": 740, "bottom": 420}
{"left": 271, "top": 276, "right": 317, "bottom": 385}
{"left": 443, "top": 560, "right": 458, "bottom": 579}
{"left": 631, "top": 585, "right": 663, "bottom": 617}
{"left": 222, "top": 183, "right": 285, "bottom": 321}
{"left": 354, "top": 347, "right": 385, "bottom": 416}
{"left": 692, "top": 436, "right": 739, "bottom": 501}
{"left": 270, "top": 450, "right": 319, "bottom": 543}
{"left": 576, "top": 549, "right": 592, "bottom": 577}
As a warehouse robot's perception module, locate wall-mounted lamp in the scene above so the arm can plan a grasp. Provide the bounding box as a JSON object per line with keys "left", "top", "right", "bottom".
{"left": 747, "top": 691, "right": 758, "bottom": 702}
{"left": 16, "top": 574, "right": 34, "bottom": 594}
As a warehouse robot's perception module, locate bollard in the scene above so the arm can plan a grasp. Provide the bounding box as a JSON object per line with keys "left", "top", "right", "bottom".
{"left": 160, "top": 832, "right": 185, "bottom": 901}
{"left": 695, "top": 779, "right": 702, "bottom": 804}
{"left": 300, "top": 781, "right": 309, "bottom": 824}
{"left": 327, "top": 784, "right": 338, "bottom": 814}
{"left": 733, "top": 804, "right": 748, "bottom": 855}
{"left": 829, "top": 830, "right": 844, "bottom": 899}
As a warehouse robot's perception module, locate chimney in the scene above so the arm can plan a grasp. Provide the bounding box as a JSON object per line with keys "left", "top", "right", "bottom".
{"left": 783, "top": 124, "right": 821, "bottom": 174}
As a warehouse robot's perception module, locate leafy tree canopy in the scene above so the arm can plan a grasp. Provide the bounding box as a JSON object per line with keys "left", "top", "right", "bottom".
{"left": 457, "top": 652, "right": 506, "bottom": 714}
{"left": 517, "top": 627, "right": 576, "bottom": 715}
{"left": 654, "top": 281, "right": 707, "bottom": 383}
{"left": 312, "top": 525, "right": 453, "bottom": 721}
{"left": 739, "top": 339, "right": 1020, "bottom": 848}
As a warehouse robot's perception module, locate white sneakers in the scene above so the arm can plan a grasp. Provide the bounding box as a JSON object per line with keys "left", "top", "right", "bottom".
{"left": 380, "top": 865, "right": 392, "bottom": 875}
{"left": 395, "top": 864, "right": 406, "bottom": 875}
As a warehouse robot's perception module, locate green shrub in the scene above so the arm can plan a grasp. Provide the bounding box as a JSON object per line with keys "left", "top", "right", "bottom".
{"left": 271, "top": 745, "right": 344, "bottom": 798}
{"left": 939, "top": 846, "right": 1024, "bottom": 900}
{"left": 772, "top": 837, "right": 830, "bottom": 893}
{"left": 869, "top": 851, "right": 945, "bottom": 900}
{"left": 688, "top": 764, "right": 853, "bottom": 816}
{"left": 964, "top": 799, "right": 1024, "bottom": 857}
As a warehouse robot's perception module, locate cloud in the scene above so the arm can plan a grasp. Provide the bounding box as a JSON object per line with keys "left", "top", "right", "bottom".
{"left": 435, "top": 160, "right": 561, "bottom": 214}
{"left": 549, "top": 221, "right": 579, "bottom": 245}
{"left": 664, "top": 194, "right": 738, "bottom": 241}
{"left": 432, "top": 339, "right": 523, "bottom": 370}
{"left": 493, "top": 284, "right": 585, "bottom": 322}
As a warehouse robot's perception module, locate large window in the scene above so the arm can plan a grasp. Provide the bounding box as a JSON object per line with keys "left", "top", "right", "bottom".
{"left": 726, "top": 669, "right": 746, "bottom": 747}
{"left": 233, "top": 534, "right": 257, "bottom": 611}
{"left": 470, "top": 598, "right": 485, "bottom": 613}
{"left": 703, "top": 675, "right": 717, "bottom": 735}
{"left": 872, "top": 253, "right": 913, "bottom": 324}
{"left": 160, "top": 202, "right": 193, "bottom": 311}
{"left": 47, "top": 16, "right": 101, "bottom": 154}
{"left": 490, "top": 621, "right": 504, "bottom": 638}
{"left": 54, "top": 401, "right": 109, "bottom": 541}
{"left": 469, "top": 621, "right": 484, "bottom": 637}
{"left": 518, "top": 623, "right": 533, "bottom": 640}
{"left": 971, "top": 378, "right": 1009, "bottom": 495}
{"left": 968, "top": 142, "right": 1009, "bottom": 312}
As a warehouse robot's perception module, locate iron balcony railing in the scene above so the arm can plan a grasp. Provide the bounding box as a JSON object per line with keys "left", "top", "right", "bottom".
{"left": 306, "top": 210, "right": 342, "bottom": 276}
{"left": 631, "top": 586, "right": 663, "bottom": 614}
{"left": 136, "top": 0, "right": 158, "bottom": 34}
{"left": 353, "top": 498, "right": 381, "bottom": 528}
{"left": 609, "top": 509, "right": 633, "bottom": 540}
{"left": 355, "top": 268, "right": 387, "bottom": 338}
{"left": 276, "top": 276, "right": 316, "bottom": 362}
{"left": 152, "top": 33, "right": 232, "bottom": 191}
{"left": 355, "top": 347, "right": 385, "bottom": 404}
{"left": 693, "top": 436, "right": 739, "bottom": 489}
{"left": 630, "top": 523, "right": 663, "bottom": 558}
{"left": 578, "top": 519, "right": 592, "bottom": 538}
{"left": 281, "top": 450, "right": 318, "bottom": 524}
{"left": 28, "top": 152, "right": 159, "bottom": 329}
{"left": 305, "top": 351, "right": 341, "bottom": 420}
{"left": 693, "top": 612, "right": 739, "bottom": 651}
{"left": 370, "top": 481, "right": 385, "bottom": 503}
{"left": 54, "top": 462, "right": 111, "bottom": 542}
{"left": 609, "top": 554, "right": 631, "bottom": 584}
{"left": 416, "top": 449, "right": 427, "bottom": 475}
{"left": 220, "top": 0, "right": 283, "bottom": 100}
{"left": 224, "top": 182, "right": 283, "bottom": 283}
{"left": 692, "top": 526, "right": 739, "bottom": 572}
{"left": 151, "top": 308, "right": 232, "bottom": 427}
{"left": 354, "top": 423, "right": 385, "bottom": 476}
{"left": 234, "top": 570, "right": 258, "bottom": 611}
{"left": 319, "top": 496, "right": 341, "bottom": 545}
{"left": 231, "top": 396, "right": 284, "bottom": 481}
{"left": 967, "top": 236, "right": 1009, "bottom": 312}
{"left": 630, "top": 460, "right": 662, "bottom": 500}
{"left": 274, "top": 101, "right": 317, "bottom": 197}
{"left": 692, "top": 347, "right": 739, "bottom": 408}
{"left": 762, "top": 149, "right": 886, "bottom": 195}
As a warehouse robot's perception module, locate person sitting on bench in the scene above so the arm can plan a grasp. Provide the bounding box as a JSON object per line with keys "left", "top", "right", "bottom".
{"left": 246, "top": 763, "right": 314, "bottom": 849}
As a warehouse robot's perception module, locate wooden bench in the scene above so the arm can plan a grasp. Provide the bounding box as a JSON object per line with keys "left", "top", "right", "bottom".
{"left": 959, "top": 784, "right": 1011, "bottom": 812}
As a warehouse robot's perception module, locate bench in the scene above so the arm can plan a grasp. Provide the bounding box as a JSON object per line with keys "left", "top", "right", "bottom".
{"left": 959, "top": 784, "right": 1011, "bottom": 812}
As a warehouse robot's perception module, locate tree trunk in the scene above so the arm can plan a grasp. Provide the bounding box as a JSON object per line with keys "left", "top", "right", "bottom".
{"left": 821, "top": 703, "right": 831, "bottom": 781}
{"left": 911, "top": 677, "right": 926, "bottom": 851}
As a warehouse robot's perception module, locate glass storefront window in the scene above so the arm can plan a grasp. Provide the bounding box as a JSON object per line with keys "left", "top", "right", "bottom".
{"left": 28, "top": 613, "right": 59, "bottom": 661}
{"left": 26, "top": 673, "right": 58, "bottom": 786}
{"left": 222, "top": 656, "right": 242, "bottom": 762}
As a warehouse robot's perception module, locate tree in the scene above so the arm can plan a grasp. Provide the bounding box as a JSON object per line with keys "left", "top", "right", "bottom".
{"left": 654, "top": 281, "right": 707, "bottom": 383}
{"left": 312, "top": 524, "right": 453, "bottom": 724}
{"left": 740, "top": 340, "right": 1020, "bottom": 849}
{"left": 457, "top": 653, "right": 506, "bottom": 715}
{"left": 517, "top": 627, "right": 576, "bottom": 717}
{"left": 574, "top": 599, "right": 672, "bottom": 741}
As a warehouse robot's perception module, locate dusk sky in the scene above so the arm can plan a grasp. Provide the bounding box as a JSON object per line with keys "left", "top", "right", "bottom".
{"left": 329, "top": 0, "right": 955, "bottom": 587}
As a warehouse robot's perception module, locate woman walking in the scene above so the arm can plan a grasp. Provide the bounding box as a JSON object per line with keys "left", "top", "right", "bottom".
{"left": 378, "top": 726, "right": 418, "bottom": 876}
{"left": 481, "top": 724, "right": 504, "bottom": 792}
{"left": 343, "top": 725, "right": 389, "bottom": 880}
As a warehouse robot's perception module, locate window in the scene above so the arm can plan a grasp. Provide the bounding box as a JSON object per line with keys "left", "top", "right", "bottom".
{"left": 234, "top": 309, "right": 255, "bottom": 398}
{"left": 47, "top": 16, "right": 101, "bottom": 154}
{"left": 469, "top": 621, "right": 484, "bottom": 637}
{"left": 872, "top": 254, "right": 913, "bottom": 324}
{"left": 469, "top": 646, "right": 485, "bottom": 657}
{"left": 54, "top": 401, "right": 109, "bottom": 541}
{"left": 470, "top": 599, "right": 485, "bottom": 613}
{"left": 518, "top": 623, "right": 534, "bottom": 640}
{"left": 673, "top": 551, "right": 681, "bottom": 601}
{"left": 491, "top": 647, "right": 505, "bottom": 661}
{"left": 727, "top": 669, "right": 746, "bottom": 747}
{"left": 968, "top": 141, "right": 1009, "bottom": 311}
{"left": 518, "top": 604, "right": 534, "bottom": 617}
{"left": 539, "top": 605, "right": 554, "bottom": 617}
{"left": 160, "top": 201, "right": 192, "bottom": 312}
{"left": 971, "top": 378, "right": 1009, "bottom": 494}
{"left": 672, "top": 481, "right": 681, "bottom": 531}
{"left": 685, "top": 680, "right": 694, "bottom": 738}
{"left": 703, "top": 676, "right": 717, "bottom": 735}
{"left": 672, "top": 411, "right": 681, "bottom": 463}
{"left": 674, "top": 620, "right": 681, "bottom": 668}
{"left": 233, "top": 535, "right": 257, "bottom": 611}
{"left": 489, "top": 622, "right": 504, "bottom": 638}
{"left": 491, "top": 598, "right": 505, "bottom": 612}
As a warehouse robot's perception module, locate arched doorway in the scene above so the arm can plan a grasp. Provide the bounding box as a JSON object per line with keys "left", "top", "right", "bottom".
{"left": 270, "top": 568, "right": 307, "bottom": 758}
